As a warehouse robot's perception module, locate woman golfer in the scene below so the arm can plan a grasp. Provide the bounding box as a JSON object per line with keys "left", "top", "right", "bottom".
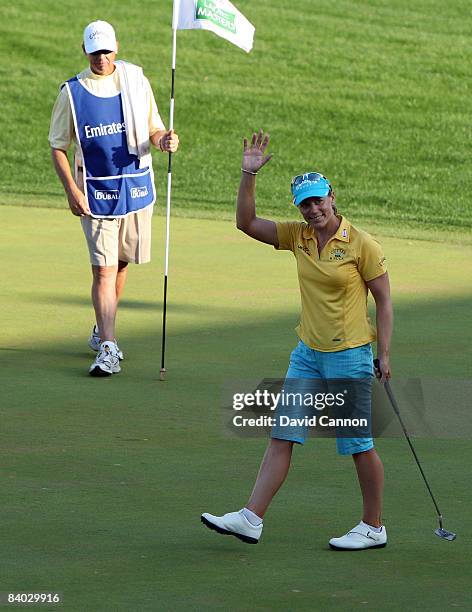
{"left": 201, "top": 130, "right": 393, "bottom": 550}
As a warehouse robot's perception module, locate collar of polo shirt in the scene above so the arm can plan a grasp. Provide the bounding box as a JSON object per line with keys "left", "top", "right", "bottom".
{"left": 303, "top": 215, "right": 351, "bottom": 242}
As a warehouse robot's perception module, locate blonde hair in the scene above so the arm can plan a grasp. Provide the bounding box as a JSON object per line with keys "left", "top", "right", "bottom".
{"left": 329, "top": 189, "right": 338, "bottom": 214}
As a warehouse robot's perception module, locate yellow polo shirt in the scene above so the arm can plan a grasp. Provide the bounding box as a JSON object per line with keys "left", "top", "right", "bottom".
{"left": 276, "top": 216, "right": 387, "bottom": 352}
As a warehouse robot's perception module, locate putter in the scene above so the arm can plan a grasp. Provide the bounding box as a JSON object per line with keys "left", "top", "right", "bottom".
{"left": 373, "top": 359, "right": 456, "bottom": 541}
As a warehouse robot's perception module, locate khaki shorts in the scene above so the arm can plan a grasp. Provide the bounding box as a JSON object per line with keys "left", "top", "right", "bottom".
{"left": 80, "top": 207, "right": 153, "bottom": 267}
{"left": 77, "top": 168, "right": 153, "bottom": 267}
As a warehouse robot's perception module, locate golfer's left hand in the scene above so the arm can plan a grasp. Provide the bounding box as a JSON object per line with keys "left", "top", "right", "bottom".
{"left": 374, "top": 357, "right": 391, "bottom": 383}
{"left": 160, "top": 129, "right": 179, "bottom": 153}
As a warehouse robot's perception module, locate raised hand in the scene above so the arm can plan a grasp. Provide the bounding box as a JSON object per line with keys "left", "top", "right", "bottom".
{"left": 242, "top": 130, "right": 272, "bottom": 174}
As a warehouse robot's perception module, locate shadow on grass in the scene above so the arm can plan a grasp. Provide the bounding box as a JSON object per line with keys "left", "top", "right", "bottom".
{"left": 1, "top": 294, "right": 471, "bottom": 396}
{"left": 24, "top": 293, "right": 242, "bottom": 313}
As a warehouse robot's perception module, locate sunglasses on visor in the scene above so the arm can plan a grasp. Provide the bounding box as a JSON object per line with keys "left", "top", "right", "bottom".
{"left": 290, "top": 172, "right": 331, "bottom": 193}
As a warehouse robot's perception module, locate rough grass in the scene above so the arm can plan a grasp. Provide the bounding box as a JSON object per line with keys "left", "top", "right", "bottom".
{"left": 0, "top": 0, "right": 472, "bottom": 237}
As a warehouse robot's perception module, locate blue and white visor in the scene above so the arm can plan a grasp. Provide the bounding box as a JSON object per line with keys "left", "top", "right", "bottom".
{"left": 291, "top": 172, "right": 331, "bottom": 206}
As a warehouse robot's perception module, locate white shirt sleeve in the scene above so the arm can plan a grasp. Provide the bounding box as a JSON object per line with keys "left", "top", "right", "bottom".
{"left": 48, "top": 86, "right": 75, "bottom": 150}
{"left": 144, "top": 77, "right": 166, "bottom": 135}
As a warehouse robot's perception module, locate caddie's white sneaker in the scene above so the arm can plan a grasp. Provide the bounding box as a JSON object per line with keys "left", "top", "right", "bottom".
{"left": 201, "top": 510, "right": 262, "bottom": 544}
{"left": 88, "top": 325, "right": 101, "bottom": 352}
{"left": 329, "top": 521, "right": 387, "bottom": 551}
{"left": 88, "top": 325, "right": 124, "bottom": 360}
{"left": 89, "top": 341, "right": 121, "bottom": 377}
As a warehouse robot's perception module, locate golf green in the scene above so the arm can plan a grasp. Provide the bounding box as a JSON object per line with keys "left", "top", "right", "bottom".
{"left": 1, "top": 206, "right": 470, "bottom": 610}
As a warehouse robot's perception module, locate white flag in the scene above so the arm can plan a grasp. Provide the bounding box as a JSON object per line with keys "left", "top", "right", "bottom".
{"left": 173, "top": 0, "right": 255, "bottom": 53}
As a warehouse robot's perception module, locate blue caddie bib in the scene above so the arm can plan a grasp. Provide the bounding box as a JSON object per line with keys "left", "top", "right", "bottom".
{"left": 65, "top": 76, "right": 155, "bottom": 217}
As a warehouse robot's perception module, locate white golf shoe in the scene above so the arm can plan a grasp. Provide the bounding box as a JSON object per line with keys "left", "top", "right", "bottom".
{"left": 201, "top": 510, "right": 263, "bottom": 544}
{"left": 329, "top": 521, "right": 387, "bottom": 551}
{"left": 89, "top": 341, "right": 121, "bottom": 377}
{"left": 88, "top": 325, "right": 124, "bottom": 360}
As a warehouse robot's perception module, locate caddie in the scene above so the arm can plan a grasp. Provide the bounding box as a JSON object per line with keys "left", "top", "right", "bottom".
{"left": 49, "top": 20, "right": 179, "bottom": 377}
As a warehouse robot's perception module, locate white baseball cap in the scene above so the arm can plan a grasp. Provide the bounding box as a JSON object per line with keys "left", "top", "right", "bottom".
{"left": 83, "top": 20, "right": 117, "bottom": 53}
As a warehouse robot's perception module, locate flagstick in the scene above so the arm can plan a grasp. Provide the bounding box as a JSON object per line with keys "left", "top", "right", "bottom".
{"left": 160, "top": 25, "right": 177, "bottom": 382}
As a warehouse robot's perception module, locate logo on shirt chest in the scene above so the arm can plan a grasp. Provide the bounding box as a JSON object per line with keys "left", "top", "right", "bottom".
{"left": 84, "top": 121, "right": 126, "bottom": 139}
{"left": 329, "top": 247, "right": 346, "bottom": 261}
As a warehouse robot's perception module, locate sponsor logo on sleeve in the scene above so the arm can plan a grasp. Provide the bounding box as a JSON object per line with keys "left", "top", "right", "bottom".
{"left": 297, "top": 244, "right": 311, "bottom": 255}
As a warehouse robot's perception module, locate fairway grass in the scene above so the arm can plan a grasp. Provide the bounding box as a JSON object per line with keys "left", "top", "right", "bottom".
{"left": 1, "top": 207, "right": 471, "bottom": 610}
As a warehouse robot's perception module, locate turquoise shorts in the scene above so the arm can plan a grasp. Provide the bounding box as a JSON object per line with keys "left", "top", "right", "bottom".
{"left": 271, "top": 340, "right": 374, "bottom": 455}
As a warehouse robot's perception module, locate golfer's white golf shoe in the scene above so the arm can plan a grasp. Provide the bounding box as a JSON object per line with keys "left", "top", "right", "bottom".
{"left": 201, "top": 510, "right": 262, "bottom": 544}
{"left": 329, "top": 521, "right": 387, "bottom": 550}
{"left": 88, "top": 325, "right": 124, "bottom": 360}
{"left": 89, "top": 341, "right": 121, "bottom": 377}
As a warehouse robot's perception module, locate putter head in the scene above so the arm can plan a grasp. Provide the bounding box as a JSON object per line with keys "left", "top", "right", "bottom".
{"left": 435, "top": 527, "right": 456, "bottom": 541}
